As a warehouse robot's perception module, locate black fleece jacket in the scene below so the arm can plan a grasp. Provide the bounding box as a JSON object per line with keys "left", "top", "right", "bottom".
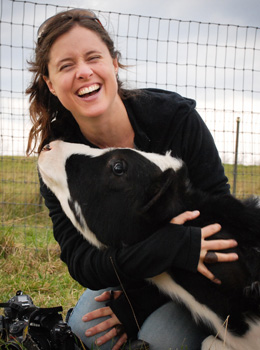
{"left": 39, "top": 88, "right": 230, "bottom": 338}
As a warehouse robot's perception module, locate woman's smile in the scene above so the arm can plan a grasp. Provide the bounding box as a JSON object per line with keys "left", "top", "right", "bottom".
{"left": 77, "top": 83, "right": 101, "bottom": 98}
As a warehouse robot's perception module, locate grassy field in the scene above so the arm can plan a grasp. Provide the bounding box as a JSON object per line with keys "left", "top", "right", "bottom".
{"left": 1, "top": 156, "right": 85, "bottom": 316}
{"left": 1, "top": 155, "right": 260, "bottom": 320}
{"left": 224, "top": 163, "right": 260, "bottom": 198}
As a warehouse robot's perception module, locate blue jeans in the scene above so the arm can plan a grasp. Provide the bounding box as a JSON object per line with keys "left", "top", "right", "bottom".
{"left": 68, "top": 288, "right": 207, "bottom": 350}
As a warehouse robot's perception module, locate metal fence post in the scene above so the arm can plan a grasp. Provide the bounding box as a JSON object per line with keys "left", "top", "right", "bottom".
{"left": 233, "top": 117, "right": 240, "bottom": 197}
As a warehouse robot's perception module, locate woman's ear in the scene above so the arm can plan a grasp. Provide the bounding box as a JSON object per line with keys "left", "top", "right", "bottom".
{"left": 113, "top": 57, "right": 119, "bottom": 75}
{"left": 43, "top": 75, "right": 56, "bottom": 95}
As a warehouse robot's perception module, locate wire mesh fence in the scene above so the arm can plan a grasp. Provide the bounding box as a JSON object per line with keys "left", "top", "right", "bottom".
{"left": 1, "top": 0, "right": 260, "bottom": 248}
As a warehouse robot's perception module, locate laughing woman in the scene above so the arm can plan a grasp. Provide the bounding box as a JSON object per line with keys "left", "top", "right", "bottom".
{"left": 26, "top": 9, "right": 238, "bottom": 350}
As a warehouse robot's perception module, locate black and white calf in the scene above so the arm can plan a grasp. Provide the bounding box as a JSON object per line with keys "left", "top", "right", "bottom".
{"left": 38, "top": 140, "right": 260, "bottom": 350}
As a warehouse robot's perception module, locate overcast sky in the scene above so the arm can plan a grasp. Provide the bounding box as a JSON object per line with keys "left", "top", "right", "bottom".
{"left": 34, "top": 0, "right": 260, "bottom": 27}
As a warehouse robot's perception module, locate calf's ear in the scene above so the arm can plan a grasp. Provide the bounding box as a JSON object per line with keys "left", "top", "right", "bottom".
{"left": 141, "top": 168, "right": 177, "bottom": 223}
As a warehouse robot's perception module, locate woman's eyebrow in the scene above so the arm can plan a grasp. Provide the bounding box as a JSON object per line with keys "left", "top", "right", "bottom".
{"left": 84, "top": 50, "right": 103, "bottom": 56}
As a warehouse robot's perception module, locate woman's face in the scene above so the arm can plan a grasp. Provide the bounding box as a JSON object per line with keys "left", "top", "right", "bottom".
{"left": 44, "top": 25, "right": 119, "bottom": 122}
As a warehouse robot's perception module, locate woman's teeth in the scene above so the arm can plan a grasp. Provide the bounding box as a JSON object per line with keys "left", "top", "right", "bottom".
{"left": 78, "top": 84, "right": 100, "bottom": 96}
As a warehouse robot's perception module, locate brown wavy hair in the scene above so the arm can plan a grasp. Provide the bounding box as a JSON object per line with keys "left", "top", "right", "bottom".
{"left": 26, "top": 9, "right": 129, "bottom": 155}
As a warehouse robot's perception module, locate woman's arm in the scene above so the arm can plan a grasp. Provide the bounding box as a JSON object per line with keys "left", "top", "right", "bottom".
{"left": 175, "top": 108, "right": 230, "bottom": 196}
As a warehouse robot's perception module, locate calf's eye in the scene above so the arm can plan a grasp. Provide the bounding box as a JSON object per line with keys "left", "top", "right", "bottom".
{"left": 112, "top": 161, "right": 126, "bottom": 176}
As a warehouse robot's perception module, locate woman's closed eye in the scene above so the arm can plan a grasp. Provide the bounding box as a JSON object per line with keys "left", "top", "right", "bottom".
{"left": 57, "top": 59, "right": 74, "bottom": 71}
{"left": 59, "top": 63, "right": 73, "bottom": 71}
{"left": 88, "top": 55, "right": 101, "bottom": 62}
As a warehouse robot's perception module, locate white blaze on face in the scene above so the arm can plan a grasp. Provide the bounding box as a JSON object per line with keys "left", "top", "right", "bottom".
{"left": 38, "top": 140, "right": 111, "bottom": 249}
{"left": 135, "top": 149, "right": 183, "bottom": 172}
{"left": 38, "top": 140, "right": 108, "bottom": 192}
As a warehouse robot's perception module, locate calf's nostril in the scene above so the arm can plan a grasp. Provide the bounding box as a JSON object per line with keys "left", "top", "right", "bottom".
{"left": 42, "top": 144, "right": 52, "bottom": 151}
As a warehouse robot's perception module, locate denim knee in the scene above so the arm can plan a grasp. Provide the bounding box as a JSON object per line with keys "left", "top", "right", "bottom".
{"left": 138, "top": 301, "right": 207, "bottom": 350}
{"left": 68, "top": 288, "right": 120, "bottom": 349}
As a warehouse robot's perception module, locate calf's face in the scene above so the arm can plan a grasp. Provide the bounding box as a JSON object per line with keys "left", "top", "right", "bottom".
{"left": 38, "top": 140, "right": 184, "bottom": 247}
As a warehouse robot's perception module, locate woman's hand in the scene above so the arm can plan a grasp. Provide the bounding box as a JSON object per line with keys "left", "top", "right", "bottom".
{"left": 82, "top": 290, "right": 127, "bottom": 350}
{"left": 170, "top": 210, "right": 239, "bottom": 284}
{"left": 170, "top": 210, "right": 201, "bottom": 225}
{"left": 198, "top": 223, "right": 238, "bottom": 283}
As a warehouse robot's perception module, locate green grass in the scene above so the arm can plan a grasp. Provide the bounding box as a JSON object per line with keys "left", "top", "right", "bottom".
{"left": 0, "top": 229, "right": 85, "bottom": 314}
{"left": 1, "top": 155, "right": 85, "bottom": 315}
{"left": 224, "top": 163, "right": 260, "bottom": 197}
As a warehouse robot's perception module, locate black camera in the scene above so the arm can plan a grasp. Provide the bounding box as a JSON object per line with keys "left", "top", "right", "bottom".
{"left": 0, "top": 290, "right": 86, "bottom": 350}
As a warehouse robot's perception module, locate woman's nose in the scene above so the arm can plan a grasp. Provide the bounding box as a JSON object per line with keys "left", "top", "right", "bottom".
{"left": 76, "top": 62, "right": 93, "bottom": 80}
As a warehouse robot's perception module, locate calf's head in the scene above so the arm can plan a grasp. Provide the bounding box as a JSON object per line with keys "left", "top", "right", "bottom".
{"left": 38, "top": 140, "right": 186, "bottom": 248}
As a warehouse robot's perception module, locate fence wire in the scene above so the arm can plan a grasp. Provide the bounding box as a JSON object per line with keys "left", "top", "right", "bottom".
{"left": 1, "top": 0, "right": 260, "bottom": 247}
